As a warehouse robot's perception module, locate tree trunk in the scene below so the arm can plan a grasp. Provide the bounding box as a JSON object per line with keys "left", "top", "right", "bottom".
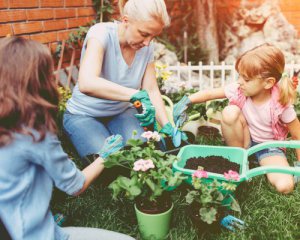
{"left": 194, "top": 0, "right": 219, "bottom": 63}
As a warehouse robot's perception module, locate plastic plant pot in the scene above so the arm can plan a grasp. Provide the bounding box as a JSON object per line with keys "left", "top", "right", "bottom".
{"left": 135, "top": 203, "right": 173, "bottom": 240}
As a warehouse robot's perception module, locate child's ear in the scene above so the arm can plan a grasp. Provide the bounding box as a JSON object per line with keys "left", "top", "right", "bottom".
{"left": 264, "top": 77, "right": 276, "bottom": 89}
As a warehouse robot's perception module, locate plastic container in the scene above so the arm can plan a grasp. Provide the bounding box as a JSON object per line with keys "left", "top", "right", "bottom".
{"left": 173, "top": 140, "right": 300, "bottom": 185}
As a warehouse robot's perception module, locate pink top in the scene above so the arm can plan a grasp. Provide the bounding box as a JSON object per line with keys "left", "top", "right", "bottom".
{"left": 224, "top": 82, "right": 296, "bottom": 142}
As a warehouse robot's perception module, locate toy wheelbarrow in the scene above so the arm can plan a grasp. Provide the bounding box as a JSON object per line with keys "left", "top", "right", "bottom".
{"left": 172, "top": 140, "right": 300, "bottom": 185}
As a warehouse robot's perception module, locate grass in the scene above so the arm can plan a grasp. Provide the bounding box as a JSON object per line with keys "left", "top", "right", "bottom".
{"left": 51, "top": 131, "right": 300, "bottom": 240}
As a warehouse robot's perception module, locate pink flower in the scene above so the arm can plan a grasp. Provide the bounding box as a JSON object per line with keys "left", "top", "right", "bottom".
{"left": 141, "top": 131, "right": 153, "bottom": 140}
{"left": 141, "top": 131, "right": 161, "bottom": 142}
{"left": 133, "top": 159, "right": 155, "bottom": 172}
{"left": 192, "top": 169, "right": 208, "bottom": 179}
{"left": 224, "top": 170, "right": 240, "bottom": 181}
{"left": 151, "top": 131, "right": 161, "bottom": 142}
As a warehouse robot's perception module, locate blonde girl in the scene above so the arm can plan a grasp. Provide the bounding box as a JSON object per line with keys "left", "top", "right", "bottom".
{"left": 0, "top": 37, "right": 134, "bottom": 240}
{"left": 174, "top": 43, "right": 300, "bottom": 194}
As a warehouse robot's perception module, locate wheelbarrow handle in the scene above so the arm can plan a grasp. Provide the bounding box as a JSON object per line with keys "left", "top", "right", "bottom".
{"left": 245, "top": 140, "right": 300, "bottom": 180}
{"left": 247, "top": 140, "right": 300, "bottom": 156}
{"left": 246, "top": 165, "right": 300, "bottom": 180}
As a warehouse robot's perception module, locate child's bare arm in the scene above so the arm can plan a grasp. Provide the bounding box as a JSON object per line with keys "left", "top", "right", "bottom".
{"left": 189, "top": 87, "right": 226, "bottom": 104}
{"left": 286, "top": 118, "right": 300, "bottom": 161}
{"left": 74, "top": 158, "right": 105, "bottom": 196}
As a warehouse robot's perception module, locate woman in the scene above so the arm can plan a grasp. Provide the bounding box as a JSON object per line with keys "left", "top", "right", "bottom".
{"left": 63, "top": 0, "right": 181, "bottom": 166}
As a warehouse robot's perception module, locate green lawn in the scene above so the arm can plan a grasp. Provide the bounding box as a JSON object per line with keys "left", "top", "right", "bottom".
{"left": 51, "top": 133, "right": 300, "bottom": 240}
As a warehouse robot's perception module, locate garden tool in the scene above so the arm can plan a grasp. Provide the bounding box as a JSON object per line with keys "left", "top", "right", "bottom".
{"left": 133, "top": 100, "right": 155, "bottom": 131}
{"left": 130, "top": 90, "right": 156, "bottom": 130}
{"left": 220, "top": 215, "right": 245, "bottom": 231}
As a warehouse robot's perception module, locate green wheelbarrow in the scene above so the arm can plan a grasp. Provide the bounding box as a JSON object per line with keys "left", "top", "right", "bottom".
{"left": 172, "top": 140, "right": 300, "bottom": 185}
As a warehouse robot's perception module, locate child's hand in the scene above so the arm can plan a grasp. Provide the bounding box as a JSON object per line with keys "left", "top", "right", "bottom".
{"left": 173, "top": 95, "right": 191, "bottom": 127}
{"left": 98, "top": 135, "right": 124, "bottom": 159}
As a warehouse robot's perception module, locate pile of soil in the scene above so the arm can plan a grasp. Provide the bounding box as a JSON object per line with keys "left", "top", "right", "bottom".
{"left": 198, "top": 126, "right": 221, "bottom": 138}
{"left": 135, "top": 193, "right": 172, "bottom": 214}
{"left": 184, "top": 155, "right": 240, "bottom": 174}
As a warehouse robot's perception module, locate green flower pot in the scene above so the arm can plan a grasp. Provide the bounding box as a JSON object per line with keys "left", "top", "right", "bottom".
{"left": 134, "top": 203, "right": 173, "bottom": 240}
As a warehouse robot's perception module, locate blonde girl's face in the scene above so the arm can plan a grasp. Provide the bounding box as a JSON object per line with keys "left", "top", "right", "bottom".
{"left": 238, "top": 74, "right": 267, "bottom": 97}
{"left": 123, "top": 17, "right": 163, "bottom": 50}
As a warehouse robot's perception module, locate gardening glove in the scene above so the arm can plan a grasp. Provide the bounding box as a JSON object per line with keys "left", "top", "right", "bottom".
{"left": 97, "top": 134, "right": 124, "bottom": 159}
{"left": 173, "top": 95, "right": 191, "bottom": 128}
{"left": 130, "top": 90, "right": 156, "bottom": 127}
{"left": 54, "top": 213, "right": 66, "bottom": 227}
{"left": 220, "top": 215, "right": 245, "bottom": 231}
{"left": 159, "top": 122, "right": 188, "bottom": 148}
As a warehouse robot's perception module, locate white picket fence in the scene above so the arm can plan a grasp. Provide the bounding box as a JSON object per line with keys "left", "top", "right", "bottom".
{"left": 166, "top": 61, "right": 300, "bottom": 91}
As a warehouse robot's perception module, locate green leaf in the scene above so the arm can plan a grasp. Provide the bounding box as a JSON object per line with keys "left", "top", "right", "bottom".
{"left": 145, "top": 178, "right": 155, "bottom": 192}
{"left": 200, "top": 207, "right": 217, "bottom": 224}
{"left": 128, "top": 185, "right": 141, "bottom": 197}
{"left": 185, "top": 191, "right": 198, "bottom": 204}
{"left": 229, "top": 195, "right": 241, "bottom": 213}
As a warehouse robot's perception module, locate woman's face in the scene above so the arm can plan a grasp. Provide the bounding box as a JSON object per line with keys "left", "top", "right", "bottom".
{"left": 123, "top": 17, "right": 163, "bottom": 50}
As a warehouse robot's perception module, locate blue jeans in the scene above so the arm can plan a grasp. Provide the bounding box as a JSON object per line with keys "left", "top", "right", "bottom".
{"left": 250, "top": 141, "right": 286, "bottom": 162}
{"left": 63, "top": 107, "right": 144, "bottom": 158}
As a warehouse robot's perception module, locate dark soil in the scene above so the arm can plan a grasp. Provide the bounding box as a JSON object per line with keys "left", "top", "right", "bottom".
{"left": 198, "top": 126, "right": 221, "bottom": 138}
{"left": 189, "top": 202, "right": 224, "bottom": 234}
{"left": 184, "top": 155, "right": 240, "bottom": 174}
{"left": 160, "top": 131, "right": 195, "bottom": 152}
{"left": 135, "top": 193, "right": 172, "bottom": 214}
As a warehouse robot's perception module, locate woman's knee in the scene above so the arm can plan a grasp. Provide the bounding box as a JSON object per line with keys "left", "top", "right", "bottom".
{"left": 221, "top": 105, "right": 241, "bottom": 125}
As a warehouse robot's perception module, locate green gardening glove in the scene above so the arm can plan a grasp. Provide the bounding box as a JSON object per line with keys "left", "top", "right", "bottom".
{"left": 160, "top": 122, "right": 188, "bottom": 148}
{"left": 130, "top": 90, "right": 156, "bottom": 127}
{"left": 173, "top": 95, "right": 191, "bottom": 128}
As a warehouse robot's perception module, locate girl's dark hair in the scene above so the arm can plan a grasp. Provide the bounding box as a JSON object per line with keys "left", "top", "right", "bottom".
{"left": 0, "top": 37, "right": 59, "bottom": 146}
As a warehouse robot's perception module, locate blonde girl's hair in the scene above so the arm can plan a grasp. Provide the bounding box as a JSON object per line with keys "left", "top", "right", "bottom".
{"left": 118, "top": 0, "right": 170, "bottom": 27}
{"left": 235, "top": 43, "right": 296, "bottom": 106}
{"left": 0, "top": 37, "right": 59, "bottom": 146}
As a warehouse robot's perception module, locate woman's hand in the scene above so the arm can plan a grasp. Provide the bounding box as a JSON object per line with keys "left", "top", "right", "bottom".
{"left": 159, "top": 122, "right": 187, "bottom": 147}
{"left": 130, "top": 90, "right": 156, "bottom": 127}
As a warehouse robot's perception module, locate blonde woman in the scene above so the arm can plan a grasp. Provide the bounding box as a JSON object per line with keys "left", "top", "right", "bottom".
{"left": 174, "top": 43, "right": 300, "bottom": 194}
{"left": 63, "top": 0, "right": 184, "bottom": 167}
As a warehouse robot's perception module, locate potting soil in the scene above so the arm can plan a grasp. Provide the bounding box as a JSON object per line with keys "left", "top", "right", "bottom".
{"left": 184, "top": 156, "right": 240, "bottom": 174}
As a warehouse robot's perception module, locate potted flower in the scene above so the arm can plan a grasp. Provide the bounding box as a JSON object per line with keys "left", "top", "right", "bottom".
{"left": 185, "top": 168, "right": 241, "bottom": 232}
{"left": 104, "top": 131, "right": 186, "bottom": 240}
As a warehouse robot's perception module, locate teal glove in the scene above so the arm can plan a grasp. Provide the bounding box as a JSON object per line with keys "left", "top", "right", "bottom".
{"left": 160, "top": 122, "right": 188, "bottom": 148}
{"left": 97, "top": 135, "right": 124, "bottom": 159}
{"left": 173, "top": 95, "right": 191, "bottom": 127}
{"left": 130, "top": 90, "right": 156, "bottom": 127}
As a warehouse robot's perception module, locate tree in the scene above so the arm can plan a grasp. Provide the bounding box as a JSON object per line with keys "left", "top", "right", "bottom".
{"left": 194, "top": 0, "right": 219, "bottom": 63}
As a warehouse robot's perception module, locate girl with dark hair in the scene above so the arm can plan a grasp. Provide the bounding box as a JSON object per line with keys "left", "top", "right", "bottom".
{"left": 0, "top": 37, "right": 134, "bottom": 240}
